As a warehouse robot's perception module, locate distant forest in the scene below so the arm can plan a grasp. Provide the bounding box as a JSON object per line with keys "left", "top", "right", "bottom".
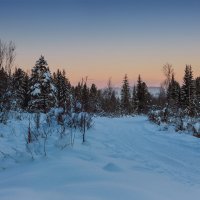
{"left": 0, "top": 40, "right": 199, "bottom": 134}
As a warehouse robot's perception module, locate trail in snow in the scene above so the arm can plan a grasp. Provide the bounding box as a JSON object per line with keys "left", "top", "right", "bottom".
{"left": 0, "top": 116, "right": 200, "bottom": 200}
{"left": 91, "top": 116, "right": 200, "bottom": 185}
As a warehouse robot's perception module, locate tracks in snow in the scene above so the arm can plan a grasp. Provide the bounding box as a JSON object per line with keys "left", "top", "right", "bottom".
{"left": 91, "top": 116, "right": 200, "bottom": 185}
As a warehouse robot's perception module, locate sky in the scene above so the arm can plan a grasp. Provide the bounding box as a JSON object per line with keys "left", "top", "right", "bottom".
{"left": 0, "top": 0, "right": 199, "bottom": 87}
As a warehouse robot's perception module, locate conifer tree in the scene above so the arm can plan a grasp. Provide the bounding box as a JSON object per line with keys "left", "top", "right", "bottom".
{"left": 167, "top": 73, "right": 181, "bottom": 110}
{"left": 53, "top": 69, "right": 71, "bottom": 112}
{"left": 110, "top": 90, "right": 120, "bottom": 115}
{"left": 196, "top": 77, "right": 200, "bottom": 97}
{"left": 89, "top": 83, "right": 98, "bottom": 113}
{"left": 72, "top": 82, "right": 82, "bottom": 113}
{"left": 100, "top": 78, "right": 119, "bottom": 115}
{"left": 29, "top": 56, "right": 56, "bottom": 113}
{"left": 195, "top": 77, "right": 200, "bottom": 116}
{"left": 81, "top": 82, "right": 90, "bottom": 112}
{"left": 0, "top": 67, "right": 8, "bottom": 98}
{"left": 121, "top": 74, "right": 131, "bottom": 115}
{"left": 22, "top": 73, "right": 30, "bottom": 109}
{"left": 131, "top": 85, "right": 138, "bottom": 113}
{"left": 12, "top": 68, "right": 30, "bottom": 110}
{"left": 136, "top": 75, "right": 143, "bottom": 113}
{"left": 136, "top": 75, "right": 151, "bottom": 114}
{"left": 0, "top": 67, "right": 8, "bottom": 111}
{"left": 181, "top": 65, "right": 195, "bottom": 115}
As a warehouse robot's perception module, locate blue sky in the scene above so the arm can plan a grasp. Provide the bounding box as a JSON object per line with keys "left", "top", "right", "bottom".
{"left": 0, "top": 0, "right": 199, "bottom": 86}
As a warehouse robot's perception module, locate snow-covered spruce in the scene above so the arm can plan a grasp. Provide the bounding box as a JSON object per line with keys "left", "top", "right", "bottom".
{"left": 29, "top": 56, "right": 56, "bottom": 113}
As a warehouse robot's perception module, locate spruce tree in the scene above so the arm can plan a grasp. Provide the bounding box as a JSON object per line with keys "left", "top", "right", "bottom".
{"left": 53, "top": 69, "right": 71, "bottom": 112}
{"left": 12, "top": 68, "right": 30, "bottom": 110}
{"left": 22, "top": 73, "right": 30, "bottom": 109}
{"left": 131, "top": 85, "right": 138, "bottom": 113}
{"left": 0, "top": 67, "right": 8, "bottom": 111}
{"left": 167, "top": 73, "right": 181, "bottom": 110}
{"left": 100, "top": 79, "right": 119, "bottom": 115}
{"left": 29, "top": 56, "right": 56, "bottom": 113}
{"left": 181, "top": 65, "right": 195, "bottom": 115}
{"left": 81, "top": 82, "right": 90, "bottom": 112}
{"left": 72, "top": 82, "right": 82, "bottom": 113}
{"left": 195, "top": 77, "right": 200, "bottom": 116}
{"left": 142, "top": 82, "right": 151, "bottom": 113}
{"left": 121, "top": 74, "right": 131, "bottom": 115}
{"left": 136, "top": 75, "right": 143, "bottom": 114}
{"left": 0, "top": 67, "right": 8, "bottom": 98}
{"left": 89, "top": 83, "right": 98, "bottom": 113}
{"left": 196, "top": 77, "right": 200, "bottom": 97}
{"left": 136, "top": 75, "right": 151, "bottom": 114}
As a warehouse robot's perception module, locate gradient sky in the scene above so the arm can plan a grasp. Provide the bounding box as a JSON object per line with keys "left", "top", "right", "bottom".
{"left": 0, "top": 0, "right": 199, "bottom": 87}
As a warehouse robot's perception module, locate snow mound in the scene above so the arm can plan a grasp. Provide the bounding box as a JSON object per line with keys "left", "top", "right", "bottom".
{"left": 103, "top": 162, "right": 122, "bottom": 172}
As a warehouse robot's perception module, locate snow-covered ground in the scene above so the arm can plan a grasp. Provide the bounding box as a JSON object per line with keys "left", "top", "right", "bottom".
{"left": 0, "top": 116, "right": 200, "bottom": 200}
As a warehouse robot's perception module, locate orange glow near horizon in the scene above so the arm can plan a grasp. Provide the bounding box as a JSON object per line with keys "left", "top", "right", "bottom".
{"left": 2, "top": 0, "right": 200, "bottom": 89}
{"left": 14, "top": 31, "right": 200, "bottom": 89}
{"left": 17, "top": 53, "right": 199, "bottom": 89}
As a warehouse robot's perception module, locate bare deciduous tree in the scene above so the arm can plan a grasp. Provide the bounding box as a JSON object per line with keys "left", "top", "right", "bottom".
{"left": 5, "top": 41, "right": 16, "bottom": 75}
{"left": 162, "top": 63, "right": 174, "bottom": 92}
{"left": 0, "top": 39, "right": 16, "bottom": 74}
{"left": 0, "top": 40, "right": 6, "bottom": 69}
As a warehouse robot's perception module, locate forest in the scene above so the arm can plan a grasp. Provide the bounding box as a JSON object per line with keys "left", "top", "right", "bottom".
{"left": 0, "top": 39, "right": 199, "bottom": 138}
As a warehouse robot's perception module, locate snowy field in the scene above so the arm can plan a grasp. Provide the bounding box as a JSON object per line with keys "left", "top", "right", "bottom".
{"left": 0, "top": 116, "right": 200, "bottom": 200}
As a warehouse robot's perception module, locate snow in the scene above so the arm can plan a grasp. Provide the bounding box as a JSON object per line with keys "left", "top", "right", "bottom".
{"left": 31, "top": 88, "right": 41, "bottom": 95}
{"left": 194, "top": 122, "right": 200, "bottom": 133}
{"left": 43, "top": 71, "right": 51, "bottom": 82}
{"left": 0, "top": 115, "right": 200, "bottom": 200}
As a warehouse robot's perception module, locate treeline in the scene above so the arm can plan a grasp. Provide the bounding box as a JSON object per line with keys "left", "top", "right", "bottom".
{"left": 153, "top": 64, "right": 200, "bottom": 117}
{"left": 0, "top": 55, "right": 151, "bottom": 117}
{"left": 0, "top": 40, "right": 199, "bottom": 121}
{"left": 166, "top": 65, "right": 200, "bottom": 117}
{"left": 149, "top": 64, "right": 200, "bottom": 135}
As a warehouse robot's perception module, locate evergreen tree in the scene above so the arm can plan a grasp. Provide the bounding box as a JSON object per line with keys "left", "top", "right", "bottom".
{"left": 167, "top": 73, "right": 181, "bottom": 110}
{"left": 120, "top": 74, "right": 131, "bottom": 115}
{"left": 22, "top": 73, "right": 30, "bottom": 109}
{"left": 136, "top": 75, "right": 151, "bottom": 114}
{"left": 181, "top": 65, "right": 195, "bottom": 115}
{"left": 29, "top": 56, "right": 56, "bottom": 113}
{"left": 131, "top": 85, "right": 138, "bottom": 113}
{"left": 89, "top": 83, "right": 98, "bottom": 113}
{"left": 0, "top": 67, "right": 8, "bottom": 98}
{"left": 141, "top": 81, "right": 151, "bottom": 113}
{"left": 101, "top": 78, "right": 119, "bottom": 115}
{"left": 11, "top": 68, "right": 30, "bottom": 110}
{"left": 53, "top": 69, "right": 71, "bottom": 112}
{"left": 0, "top": 67, "right": 8, "bottom": 111}
{"left": 81, "top": 82, "right": 90, "bottom": 112}
{"left": 72, "top": 82, "right": 82, "bottom": 113}
{"left": 136, "top": 75, "right": 143, "bottom": 113}
{"left": 195, "top": 77, "right": 200, "bottom": 116}
{"left": 196, "top": 77, "right": 200, "bottom": 97}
